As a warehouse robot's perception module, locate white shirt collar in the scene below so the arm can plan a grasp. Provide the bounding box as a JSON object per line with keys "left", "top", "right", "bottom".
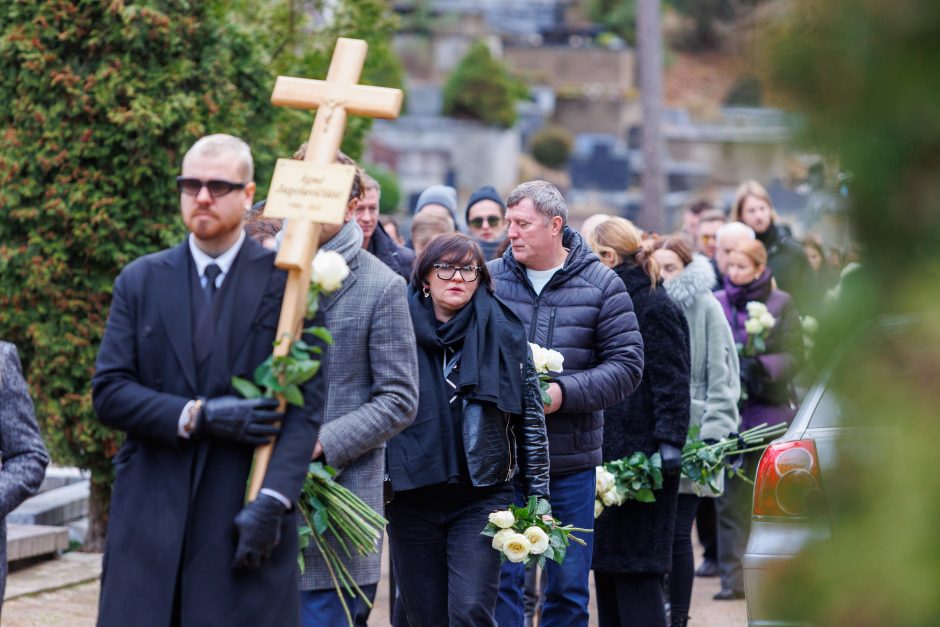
{"left": 188, "top": 230, "right": 246, "bottom": 284}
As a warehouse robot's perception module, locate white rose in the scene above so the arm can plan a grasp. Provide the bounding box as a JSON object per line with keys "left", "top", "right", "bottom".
{"left": 746, "top": 301, "right": 768, "bottom": 317}
{"left": 492, "top": 528, "right": 516, "bottom": 551}
{"left": 529, "top": 343, "right": 549, "bottom": 373}
{"left": 759, "top": 312, "right": 775, "bottom": 329}
{"left": 601, "top": 486, "right": 622, "bottom": 507}
{"left": 488, "top": 510, "right": 516, "bottom": 529}
{"left": 802, "top": 316, "right": 818, "bottom": 334}
{"left": 523, "top": 526, "right": 550, "bottom": 555}
{"left": 744, "top": 318, "right": 764, "bottom": 336}
{"left": 545, "top": 349, "right": 564, "bottom": 374}
{"left": 594, "top": 499, "right": 604, "bottom": 519}
{"left": 502, "top": 533, "right": 531, "bottom": 563}
{"left": 311, "top": 250, "right": 350, "bottom": 293}
{"left": 595, "top": 467, "right": 615, "bottom": 495}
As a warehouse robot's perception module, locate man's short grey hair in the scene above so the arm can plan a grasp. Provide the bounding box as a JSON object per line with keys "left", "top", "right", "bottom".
{"left": 506, "top": 180, "right": 568, "bottom": 225}
{"left": 362, "top": 172, "right": 380, "bottom": 193}
{"left": 183, "top": 134, "right": 254, "bottom": 182}
{"left": 716, "top": 221, "right": 755, "bottom": 246}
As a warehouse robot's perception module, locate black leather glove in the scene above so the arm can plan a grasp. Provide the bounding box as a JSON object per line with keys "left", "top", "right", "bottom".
{"left": 196, "top": 396, "right": 282, "bottom": 445}
{"left": 232, "top": 493, "right": 287, "bottom": 570}
{"left": 659, "top": 442, "right": 682, "bottom": 476}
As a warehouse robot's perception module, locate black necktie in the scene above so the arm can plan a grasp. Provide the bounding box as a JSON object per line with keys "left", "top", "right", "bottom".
{"left": 204, "top": 264, "right": 222, "bottom": 303}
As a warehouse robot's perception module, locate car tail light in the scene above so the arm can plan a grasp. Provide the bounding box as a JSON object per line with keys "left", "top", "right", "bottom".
{"left": 753, "top": 440, "right": 826, "bottom": 517}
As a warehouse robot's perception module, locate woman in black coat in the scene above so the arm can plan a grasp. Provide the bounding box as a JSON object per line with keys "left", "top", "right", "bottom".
{"left": 588, "top": 217, "right": 692, "bottom": 627}
{"left": 385, "top": 234, "right": 551, "bottom": 627}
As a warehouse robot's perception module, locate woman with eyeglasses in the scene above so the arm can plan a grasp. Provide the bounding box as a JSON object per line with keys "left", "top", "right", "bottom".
{"left": 385, "top": 233, "right": 550, "bottom": 627}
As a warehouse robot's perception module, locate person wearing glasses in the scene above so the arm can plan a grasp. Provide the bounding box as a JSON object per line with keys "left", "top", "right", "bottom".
{"left": 93, "top": 134, "right": 325, "bottom": 626}
{"left": 465, "top": 186, "right": 508, "bottom": 260}
{"left": 385, "top": 233, "right": 550, "bottom": 627}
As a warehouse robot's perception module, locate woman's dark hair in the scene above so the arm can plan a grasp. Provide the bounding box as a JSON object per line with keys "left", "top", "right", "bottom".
{"left": 652, "top": 236, "right": 694, "bottom": 266}
{"left": 411, "top": 233, "right": 492, "bottom": 292}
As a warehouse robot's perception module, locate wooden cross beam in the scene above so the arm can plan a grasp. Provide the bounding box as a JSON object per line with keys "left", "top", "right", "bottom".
{"left": 247, "top": 37, "right": 403, "bottom": 501}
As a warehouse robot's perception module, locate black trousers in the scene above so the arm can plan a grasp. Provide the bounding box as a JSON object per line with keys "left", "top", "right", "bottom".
{"left": 595, "top": 571, "right": 666, "bottom": 627}
{"left": 387, "top": 484, "right": 514, "bottom": 627}
{"left": 695, "top": 496, "right": 718, "bottom": 562}
{"left": 669, "top": 494, "right": 700, "bottom": 620}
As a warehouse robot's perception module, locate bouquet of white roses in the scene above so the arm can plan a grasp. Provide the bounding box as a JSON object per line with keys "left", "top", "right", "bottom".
{"left": 741, "top": 301, "right": 776, "bottom": 356}
{"left": 594, "top": 452, "right": 663, "bottom": 518}
{"left": 529, "top": 343, "right": 564, "bottom": 406}
{"left": 800, "top": 315, "right": 818, "bottom": 360}
{"left": 482, "top": 496, "right": 590, "bottom": 568}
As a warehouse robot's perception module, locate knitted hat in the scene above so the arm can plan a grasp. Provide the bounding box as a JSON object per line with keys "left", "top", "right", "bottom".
{"left": 465, "top": 186, "right": 505, "bottom": 223}
{"left": 415, "top": 185, "right": 458, "bottom": 224}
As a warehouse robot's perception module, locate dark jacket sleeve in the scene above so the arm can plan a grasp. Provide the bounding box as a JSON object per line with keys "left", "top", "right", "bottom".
{"left": 644, "top": 302, "right": 693, "bottom": 447}
{"left": 555, "top": 274, "right": 645, "bottom": 413}
{"left": 757, "top": 295, "right": 802, "bottom": 383}
{"left": 92, "top": 266, "right": 189, "bottom": 447}
{"left": 0, "top": 344, "right": 50, "bottom": 516}
{"left": 515, "top": 348, "right": 550, "bottom": 500}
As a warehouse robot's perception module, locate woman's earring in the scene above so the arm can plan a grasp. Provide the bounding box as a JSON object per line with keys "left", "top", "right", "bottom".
{"left": 423, "top": 286, "right": 430, "bottom": 298}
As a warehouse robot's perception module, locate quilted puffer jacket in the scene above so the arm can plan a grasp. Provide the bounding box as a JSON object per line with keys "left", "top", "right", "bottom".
{"left": 488, "top": 227, "right": 645, "bottom": 475}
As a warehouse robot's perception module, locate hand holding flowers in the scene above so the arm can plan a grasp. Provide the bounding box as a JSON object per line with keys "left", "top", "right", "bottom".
{"left": 741, "top": 301, "right": 776, "bottom": 356}
{"left": 529, "top": 343, "right": 564, "bottom": 407}
{"left": 482, "top": 496, "right": 590, "bottom": 568}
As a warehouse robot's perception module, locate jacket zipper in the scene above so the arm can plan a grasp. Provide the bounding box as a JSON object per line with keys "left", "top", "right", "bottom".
{"left": 546, "top": 306, "right": 557, "bottom": 347}
{"left": 529, "top": 296, "right": 541, "bottom": 342}
{"left": 504, "top": 418, "right": 515, "bottom": 481}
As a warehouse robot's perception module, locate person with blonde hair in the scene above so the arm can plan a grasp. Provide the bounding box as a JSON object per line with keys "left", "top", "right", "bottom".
{"left": 711, "top": 237, "right": 802, "bottom": 602}
{"left": 731, "top": 180, "right": 811, "bottom": 304}
{"left": 588, "top": 217, "right": 692, "bottom": 627}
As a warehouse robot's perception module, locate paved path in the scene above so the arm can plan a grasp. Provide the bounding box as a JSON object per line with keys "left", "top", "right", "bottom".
{"left": 3, "top": 543, "right": 746, "bottom": 626}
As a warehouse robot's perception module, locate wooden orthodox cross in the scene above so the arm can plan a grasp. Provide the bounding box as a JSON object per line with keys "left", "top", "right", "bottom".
{"left": 247, "top": 37, "right": 403, "bottom": 500}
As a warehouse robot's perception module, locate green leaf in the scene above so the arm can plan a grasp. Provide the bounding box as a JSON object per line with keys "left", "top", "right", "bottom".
{"left": 283, "top": 383, "right": 304, "bottom": 407}
{"left": 308, "top": 326, "right": 334, "bottom": 345}
{"left": 231, "top": 376, "right": 262, "bottom": 399}
{"left": 535, "top": 498, "right": 552, "bottom": 517}
{"left": 313, "top": 509, "right": 329, "bottom": 535}
{"left": 526, "top": 495, "right": 538, "bottom": 516}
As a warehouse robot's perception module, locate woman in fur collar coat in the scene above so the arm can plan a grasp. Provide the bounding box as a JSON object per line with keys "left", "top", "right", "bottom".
{"left": 652, "top": 238, "right": 740, "bottom": 627}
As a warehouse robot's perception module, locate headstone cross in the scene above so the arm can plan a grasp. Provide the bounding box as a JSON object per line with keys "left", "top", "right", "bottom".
{"left": 248, "top": 38, "right": 403, "bottom": 500}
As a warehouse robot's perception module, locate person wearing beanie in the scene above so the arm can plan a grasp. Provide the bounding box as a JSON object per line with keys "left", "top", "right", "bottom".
{"left": 465, "top": 186, "right": 508, "bottom": 261}
{"left": 414, "top": 185, "right": 459, "bottom": 231}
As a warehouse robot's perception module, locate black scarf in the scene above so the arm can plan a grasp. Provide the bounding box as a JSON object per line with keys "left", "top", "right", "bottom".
{"left": 409, "top": 285, "right": 523, "bottom": 415}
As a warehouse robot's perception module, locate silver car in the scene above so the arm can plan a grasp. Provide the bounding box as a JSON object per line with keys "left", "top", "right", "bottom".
{"left": 742, "top": 318, "right": 906, "bottom": 626}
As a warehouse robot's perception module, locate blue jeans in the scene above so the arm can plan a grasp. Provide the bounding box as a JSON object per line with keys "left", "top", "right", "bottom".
{"left": 496, "top": 469, "right": 596, "bottom": 627}
{"left": 299, "top": 584, "right": 377, "bottom": 627}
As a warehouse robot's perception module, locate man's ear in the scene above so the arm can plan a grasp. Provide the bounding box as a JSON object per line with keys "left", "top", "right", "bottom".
{"left": 551, "top": 216, "right": 564, "bottom": 237}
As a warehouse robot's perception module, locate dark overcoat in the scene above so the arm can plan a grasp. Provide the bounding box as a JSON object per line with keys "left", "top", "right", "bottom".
{"left": 592, "top": 264, "right": 691, "bottom": 575}
{"left": 92, "top": 238, "right": 324, "bottom": 627}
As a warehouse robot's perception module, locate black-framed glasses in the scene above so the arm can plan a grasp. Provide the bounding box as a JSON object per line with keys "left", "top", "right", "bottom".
{"left": 468, "top": 216, "right": 503, "bottom": 229}
{"left": 176, "top": 177, "right": 247, "bottom": 198}
{"left": 433, "top": 263, "right": 481, "bottom": 282}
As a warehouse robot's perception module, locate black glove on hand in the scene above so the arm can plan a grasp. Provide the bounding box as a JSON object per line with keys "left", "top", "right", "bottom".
{"left": 196, "top": 396, "right": 282, "bottom": 445}
{"left": 233, "top": 493, "right": 287, "bottom": 570}
{"left": 659, "top": 442, "right": 682, "bottom": 476}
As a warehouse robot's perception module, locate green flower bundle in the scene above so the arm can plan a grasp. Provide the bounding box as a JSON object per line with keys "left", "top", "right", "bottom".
{"left": 481, "top": 496, "right": 590, "bottom": 568}
{"left": 528, "top": 342, "right": 564, "bottom": 406}
{"left": 593, "top": 452, "right": 663, "bottom": 518}
{"left": 680, "top": 423, "right": 789, "bottom": 493}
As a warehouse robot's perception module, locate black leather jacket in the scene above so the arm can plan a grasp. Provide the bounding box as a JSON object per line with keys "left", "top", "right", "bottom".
{"left": 463, "top": 349, "right": 551, "bottom": 499}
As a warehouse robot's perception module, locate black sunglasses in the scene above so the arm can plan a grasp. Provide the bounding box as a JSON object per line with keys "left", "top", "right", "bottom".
{"left": 176, "top": 177, "right": 247, "bottom": 198}
{"left": 468, "top": 216, "right": 503, "bottom": 229}
{"left": 433, "top": 263, "right": 481, "bottom": 282}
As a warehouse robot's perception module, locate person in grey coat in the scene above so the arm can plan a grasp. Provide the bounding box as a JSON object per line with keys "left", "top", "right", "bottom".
{"left": 297, "top": 189, "right": 420, "bottom": 624}
{"left": 652, "top": 238, "right": 740, "bottom": 626}
{"left": 0, "top": 342, "right": 50, "bottom": 610}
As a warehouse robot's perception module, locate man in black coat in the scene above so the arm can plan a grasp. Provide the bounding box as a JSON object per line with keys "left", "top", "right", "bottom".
{"left": 92, "top": 134, "right": 324, "bottom": 627}
{"left": 354, "top": 173, "right": 415, "bottom": 280}
{"left": 489, "top": 180, "right": 644, "bottom": 627}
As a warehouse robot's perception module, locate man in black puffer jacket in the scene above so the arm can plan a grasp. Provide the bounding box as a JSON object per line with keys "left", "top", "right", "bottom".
{"left": 490, "top": 180, "right": 644, "bottom": 627}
